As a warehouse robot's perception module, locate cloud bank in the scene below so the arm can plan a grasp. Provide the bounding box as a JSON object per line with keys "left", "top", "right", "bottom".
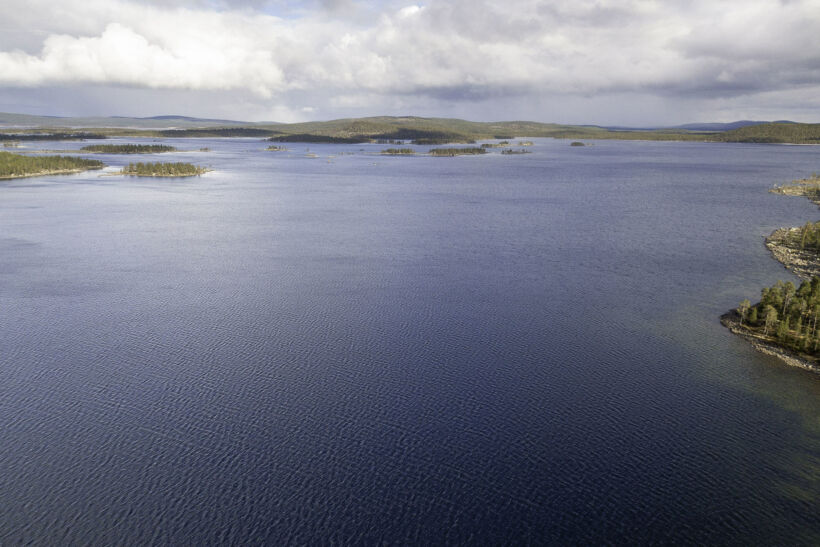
{"left": 1, "top": 0, "right": 819, "bottom": 123}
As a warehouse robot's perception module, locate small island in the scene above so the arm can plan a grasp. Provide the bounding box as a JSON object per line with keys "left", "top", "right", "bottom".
{"left": 429, "top": 147, "right": 487, "bottom": 157}
{"left": 81, "top": 144, "right": 177, "bottom": 154}
{"left": 570, "top": 141, "right": 586, "bottom": 146}
{"left": 121, "top": 161, "right": 207, "bottom": 177}
{"left": 481, "top": 141, "right": 510, "bottom": 148}
{"left": 266, "top": 145, "right": 287, "bottom": 151}
{"left": 0, "top": 151, "right": 104, "bottom": 180}
{"left": 501, "top": 149, "right": 531, "bottom": 155}
{"left": 381, "top": 148, "right": 415, "bottom": 155}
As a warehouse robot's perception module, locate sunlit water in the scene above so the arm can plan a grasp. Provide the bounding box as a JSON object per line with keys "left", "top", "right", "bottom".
{"left": 1, "top": 138, "right": 818, "bottom": 544}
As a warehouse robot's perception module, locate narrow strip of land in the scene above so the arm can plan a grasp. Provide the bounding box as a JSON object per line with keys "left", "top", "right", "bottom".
{"left": 0, "top": 151, "right": 104, "bottom": 180}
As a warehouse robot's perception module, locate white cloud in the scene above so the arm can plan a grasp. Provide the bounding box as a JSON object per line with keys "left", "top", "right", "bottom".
{"left": 1, "top": 0, "right": 819, "bottom": 122}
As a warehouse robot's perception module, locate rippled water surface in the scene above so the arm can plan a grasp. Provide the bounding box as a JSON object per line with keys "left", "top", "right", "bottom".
{"left": 1, "top": 138, "right": 819, "bottom": 544}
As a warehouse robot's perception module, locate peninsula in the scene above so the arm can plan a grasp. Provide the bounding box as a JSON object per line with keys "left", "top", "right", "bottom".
{"left": 722, "top": 173, "right": 820, "bottom": 374}
{"left": 0, "top": 150, "right": 104, "bottom": 180}
{"left": 81, "top": 144, "right": 177, "bottom": 154}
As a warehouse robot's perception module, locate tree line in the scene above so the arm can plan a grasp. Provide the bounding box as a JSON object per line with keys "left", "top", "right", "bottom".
{"left": 429, "top": 147, "right": 487, "bottom": 156}
{"left": 778, "top": 220, "right": 820, "bottom": 251}
{"left": 0, "top": 133, "right": 106, "bottom": 141}
{"left": 81, "top": 144, "right": 177, "bottom": 154}
{"left": 738, "top": 276, "right": 820, "bottom": 354}
{"left": 0, "top": 151, "right": 103, "bottom": 178}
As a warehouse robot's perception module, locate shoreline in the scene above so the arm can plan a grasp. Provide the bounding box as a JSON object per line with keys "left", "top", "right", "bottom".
{"left": 723, "top": 180, "right": 820, "bottom": 375}
{"left": 764, "top": 228, "right": 820, "bottom": 279}
{"left": 0, "top": 166, "right": 103, "bottom": 180}
{"left": 120, "top": 169, "right": 211, "bottom": 178}
{"left": 721, "top": 311, "right": 820, "bottom": 374}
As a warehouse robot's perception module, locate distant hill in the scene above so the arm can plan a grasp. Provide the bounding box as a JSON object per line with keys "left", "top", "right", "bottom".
{"left": 711, "top": 122, "right": 820, "bottom": 144}
{"left": 0, "top": 112, "right": 262, "bottom": 129}
{"left": 1, "top": 113, "right": 818, "bottom": 144}
{"left": 673, "top": 120, "right": 797, "bottom": 132}
{"left": 254, "top": 116, "right": 707, "bottom": 143}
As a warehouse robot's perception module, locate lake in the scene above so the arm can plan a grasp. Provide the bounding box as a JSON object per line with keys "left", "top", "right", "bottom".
{"left": 1, "top": 138, "right": 818, "bottom": 544}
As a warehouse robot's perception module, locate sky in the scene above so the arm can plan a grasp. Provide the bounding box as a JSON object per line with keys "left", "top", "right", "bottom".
{"left": 1, "top": 0, "right": 819, "bottom": 125}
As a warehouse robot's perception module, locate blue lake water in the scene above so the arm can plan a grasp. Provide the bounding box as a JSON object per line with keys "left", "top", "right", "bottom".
{"left": 1, "top": 138, "right": 818, "bottom": 544}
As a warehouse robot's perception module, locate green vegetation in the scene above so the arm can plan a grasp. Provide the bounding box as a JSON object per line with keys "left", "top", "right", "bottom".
{"left": 380, "top": 128, "right": 475, "bottom": 144}
{"left": 570, "top": 141, "right": 586, "bottom": 146}
{"left": 381, "top": 148, "right": 415, "bottom": 155}
{"left": 736, "top": 278, "right": 820, "bottom": 356}
{"left": 501, "top": 149, "right": 531, "bottom": 155}
{"left": 481, "top": 141, "right": 510, "bottom": 148}
{"left": 429, "top": 147, "right": 487, "bottom": 156}
{"left": 727, "top": 170, "right": 820, "bottom": 371}
{"left": 0, "top": 132, "right": 107, "bottom": 141}
{"left": 775, "top": 220, "right": 820, "bottom": 252}
{"left": 771, "top": 173, "right": 820, "bottom": 203}
{"left": 518, "top": 141, "right": 534, "bottom": 146}
{"left": 8, "top": 114, "right": 820, "bottom": 145}
{"left": 268, "top": 133, "right": 368, "bottom": 144}
{"left": 81, "top": 144, "right": 177, "bottom": 154}
{"left": 121, "top": 162, "right": 207, "bottom": 177}
{"left": 0, "top": 151, "right": 104, "bottom": 179}
{"left": 712, "top": 123, "right": 820, "bottom": 144}
{"left": 159, "top": 127, "right": 275, "bottom": 138}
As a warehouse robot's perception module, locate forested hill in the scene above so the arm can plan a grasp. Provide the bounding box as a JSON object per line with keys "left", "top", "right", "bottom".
{"left": 711, "top": 122, "right": 820, "bottom": 144}
{"left": 259, "top": 117, "right": 708, "bottom": 143}
{"left": 2, "top": 114, "right": 819, "bottom": 144}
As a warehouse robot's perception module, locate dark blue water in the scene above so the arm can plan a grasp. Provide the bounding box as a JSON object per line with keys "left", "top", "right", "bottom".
{"left": 1, "top": 138, "right": 818, "bottom": 544}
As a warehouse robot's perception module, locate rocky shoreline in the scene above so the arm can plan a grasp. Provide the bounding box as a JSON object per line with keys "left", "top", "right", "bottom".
{"left": 722, "top": 181, "right": 820, "bottom": 375}
{"left": 765, "top": 227, "right": 820, "bottom": 279}
{"left": 721, "top": 311, "right": 820, "bottom": 374}
{"left": 0, "top": 166, "right": 103, "bottom": 180}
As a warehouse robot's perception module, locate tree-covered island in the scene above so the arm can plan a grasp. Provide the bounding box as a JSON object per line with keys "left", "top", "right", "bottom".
{"left": 429, "top": 147, "right": 487, "bottom": 156}
{"left": 0, "top": 151, "right": 104, "bottom": 179}
{"left": 121, "top": 162, "right": 207, "bottom": 177}
{"left": 81, "top": 144, "right": 177, "bottom": 154}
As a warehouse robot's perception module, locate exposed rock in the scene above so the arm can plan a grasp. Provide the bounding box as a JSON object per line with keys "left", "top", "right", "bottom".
{"left": 721, "top": 311, "right": 820, "bottom": 375}
{"left": 765, "top": 227, "right": 820, "bottom": 279}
